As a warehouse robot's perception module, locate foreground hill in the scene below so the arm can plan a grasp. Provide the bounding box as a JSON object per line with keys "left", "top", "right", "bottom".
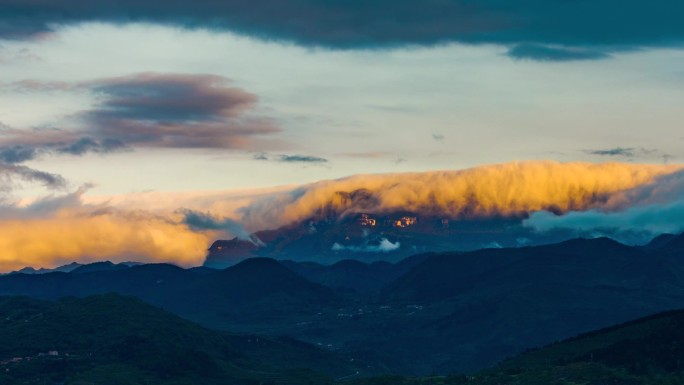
{"left": 0, "top": 294, "right": 359, "bottom": 385}
{"left": 367, "top": 237, "right": 684, "bottom": 372}
{"left": 351, "top": 308, "right": 684, "bottom": 384}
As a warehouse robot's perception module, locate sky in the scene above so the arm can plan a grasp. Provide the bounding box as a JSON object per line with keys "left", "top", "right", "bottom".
{"left": 1, "top": 1, "right": 684, "bottom": 270}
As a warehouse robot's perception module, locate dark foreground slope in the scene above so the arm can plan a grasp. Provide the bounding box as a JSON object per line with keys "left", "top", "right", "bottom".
{"left": 351, "top": 308, "right": 684, "bottom": 385}
{"left": 0, "top": 294, "right": 359, "bottom": 385}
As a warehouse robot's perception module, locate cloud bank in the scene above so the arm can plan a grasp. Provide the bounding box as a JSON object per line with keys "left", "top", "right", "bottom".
{"left": 0, "top": 188, "right": 216, "bottom": 272}
{"left": 236, "top": 161, "right": 682, "bottom": 230}
{"left": 2, "top": 161, "right": 682, "bottom": 271}
{"left": 523, "top": 168, "right": 684, "bottom": 239}
{"left": 1, "top": 1, "right": 683, "bottom": 60}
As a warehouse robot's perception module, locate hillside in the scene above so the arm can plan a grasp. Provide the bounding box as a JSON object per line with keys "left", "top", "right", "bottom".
{"left": 0, "top": 294, "right": 359, "bottom": 385}
{"left": 3, "top": 237, "right": 684, "bottom": 375}
{"left": 351, "top": 308, "right": 684, "bottom": 385}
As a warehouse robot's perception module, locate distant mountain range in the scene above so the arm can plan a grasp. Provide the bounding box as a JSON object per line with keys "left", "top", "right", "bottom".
{"left": 2, "top": 233, "right": 684, "bottom": 375}
{"left": 204, "top": 212, "right": 582, "bottom": 267}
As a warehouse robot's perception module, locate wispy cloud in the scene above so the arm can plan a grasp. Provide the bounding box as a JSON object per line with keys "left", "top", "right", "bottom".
{"left": 586, "top": 147, "right": 636, "bottom": 157}
{"left": 278, "top": 154, "right": 328, "bottom": 164}
{"left": 0, "top": 163, "right": 66, "bottom": 190}
{"left": 585, "top": 147, "right": 673, "bottom": 163}
{"left": 252, "top": 153, "right": 329, "bottom": 164}
{"left": 507, "top": 44, "right": 612, "bottom": 62}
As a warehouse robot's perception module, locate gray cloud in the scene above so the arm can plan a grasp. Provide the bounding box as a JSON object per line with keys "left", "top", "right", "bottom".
{"left": 507, "top": 44, "right": 612, "bottom": 62}
{"left": 0, "top": 163, "right": 66, "bottom": 190}
{"left": 278, "top": 154, "right": 328, "bottom": 164}
{"left": 586, "top": 147, "right": 636, "bottom": 157}
{"left": 55, "top": 137, "right": 127, "bottom": 156}
{"left": 0, "top": 73, "right": 280, "bottom": 161}
{"left": 0, "top": 145, "right": 38, "bottom": 164}
{"left": 182, "top": 209, "right": 262, "bottom": 245}
{"left": 585, "top": 147, "right": 674, "bottom": 162}
{"left": 251, "top": 153, "right": 329, "bottom": 164}
{"left": 1, "top": 1, "right": 683, "bottom": 60}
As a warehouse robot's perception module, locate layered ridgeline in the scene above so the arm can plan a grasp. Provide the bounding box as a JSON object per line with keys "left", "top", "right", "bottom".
{"left": 0, "top": 294, "right": 361, "bottom": 385}
{"left": 350, "top": 308, "right": 684, "bottom": 385}
{"left": 3, "top": 234, "right": 684, "bottom": 374}
{"left": 205, "top": 161, "right": 684, "bottom": 266}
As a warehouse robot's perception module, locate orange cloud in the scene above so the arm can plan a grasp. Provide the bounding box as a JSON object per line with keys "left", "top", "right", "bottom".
{"left": 3, "top": 161, "right": 681, "bottom": 271}
{"left": 238, "top": 161, "right": 684, "bottom": 229}
{"left": 0, "top": 211, "right": 215, "bottom": 272}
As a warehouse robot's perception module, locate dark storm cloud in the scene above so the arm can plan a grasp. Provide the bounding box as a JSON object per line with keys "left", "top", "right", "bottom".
{"left": 507, "top": 44, "right": 612, "bottom": 62}
{"left": 278, "top": 154, "right": 328, "bottom": 164}
{"left": 0, "top": 73, "right": 280, "bottom": 161}
{"left": 1, "top": 1, "right": 683, "bottom": 60}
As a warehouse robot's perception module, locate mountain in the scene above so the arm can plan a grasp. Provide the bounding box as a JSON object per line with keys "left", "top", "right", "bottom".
{"left": 204, "top": 213, "right": 574, "bottom": 267}
{"left": 8, "top": 262, "right": 84, "bottom": 275}
{"left": 0, "top": 258, "right": 343, "bottom": 333}
{"left": 0, "top": 294, "right": 360, "bottom": 384}
{"left": 3, "top": 237, "right": 684, "bottom": 375}
{"left": 643, "top": 233, "right": 678, "bottom": 250}
{"left": 658, "top": 232, "right": 684, "bottom": 254}
{"left": 351, "top": 308, "right": 684, "bottom": 385}
{"left": 280, "top": 253, "right": 430, "bottom": 293}
{"left": 366, "top": 237, "right": 684, "bottom": 372}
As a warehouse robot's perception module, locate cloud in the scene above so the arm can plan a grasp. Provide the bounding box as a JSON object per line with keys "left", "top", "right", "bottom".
{"left": 507, "top": 44, "right": 612, "bottom": 61}
{"left": 524, "top": 202, "right": 684, "bottom": 238}
{"left": 586, "top": 147, "right": 636, "bottom": 157}
{"left": 235, "top": 161, "right": 683, "bottom": 231}
{"left": 584, "top": 147, "right": 674, "bottom": 163}
{"left": 332, "top": 238, "right": 400, "bottom": 253}
{"left": 0, "top": 163, "right": 66, "bottom": 190}
{"left": 278, "top": 154, "right": 328, "bottom": 164}
{"left": 252, "top": 152, "right": 269, "bottom": 161}
{"left": 181, "top": 209, "right": 263, "bottom": 246}
{"left": 0, "top": 145, "right": 38, "bottom": 164}
{"left": 0, "top": 73, "right": 281, "bottom": 162}
{"left": 523, "top": 169, "right": 684, "bottom": 241}
{"left": 0, "top": 187, "right": 218, "bottom": 272}
{"left": 1, "top": 1, "right": 683, "bottom": 60}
